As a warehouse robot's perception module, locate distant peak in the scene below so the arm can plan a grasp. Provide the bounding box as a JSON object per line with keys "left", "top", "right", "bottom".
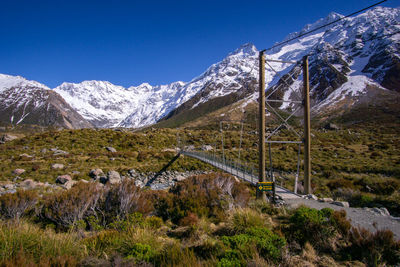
{"left": 230, "top": 43, "right": 258, "bottom": 57}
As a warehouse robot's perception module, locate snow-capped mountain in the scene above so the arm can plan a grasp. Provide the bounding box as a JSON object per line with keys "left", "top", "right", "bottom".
{"left": 53, "top": 43, "right": 259, "bottom": 128}
{"left": 54, "top": 80, "right": 188, "bottom": 128}
{"left": 257, "top": 6, "right": 400, "bottom": 116}
{"left": 1, "top": 6, "right": 399, "bottom": 129}
{"left": 0, "top": 74, "right": 92, "bottom": 129}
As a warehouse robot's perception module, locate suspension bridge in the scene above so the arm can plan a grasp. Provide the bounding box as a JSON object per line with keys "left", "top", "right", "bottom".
{"left": 174, "top": 54, "right": 314, "bottom": 201}
{"left": 179, "top": 149, "right": 300, "bottom": 200}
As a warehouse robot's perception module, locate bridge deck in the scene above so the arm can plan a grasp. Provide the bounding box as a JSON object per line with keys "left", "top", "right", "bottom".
{"left": 181, "top": 150, "right": 300, "bottom": 200}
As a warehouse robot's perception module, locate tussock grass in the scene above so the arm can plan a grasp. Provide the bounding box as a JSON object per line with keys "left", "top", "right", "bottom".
{"left": 0, "top": 220, "right": 84, "bottom": 266}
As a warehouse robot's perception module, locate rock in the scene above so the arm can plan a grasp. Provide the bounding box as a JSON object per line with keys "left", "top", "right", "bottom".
{"left": 89, "top": 169, "right": 104, "bottom": 179}
{"left": 1, "top": 134, "right": 18, "bottom": 142}
{"left": 3, "top": 183, "right": 15, "bottom": 190}
{"left": 372, "top": 207, "right": 390, "bottom": 216}
{"left": 106, "top": 147, "right": 117, "bottom": 153}
{"left": 109, "top": 157, "right": 116, "bottom": 161}
{"left": 107, "top": 171, "right": 121, "bottom": 184}
{"left": 53, "top": 150, "right": 68, "bottom": 156}
{"left": 19, "top": 153, "right": 33, "bottom": 159}
{"left": 99, "top": 176, "right": 108, "bottom": 184}
{"left": 41, "top": 148, "right": 48, "bottom": 153}
{"left": 62, "top": 180, "right": 77, "bottom": 190}
{"left": 324, "top": 123, "right": 340, "bottom": 130}
{"left": 332, "top": 201, "right": 349, "bottom": 208}
{"left": 51, "top": 163, "right": 64, "bottom": 170}
{"left": 128, "top": 169, "right": 138, "bottom": 177}
{"left": 162, "top": 148, "right": 177, "bottom": 153}
{"left": 71, "top": 171, "right": 80, "bottom": 175}
{"left": 174, "top": 175, "right": 186, "bottom": 182}
{"left": 56, "top": 175, "right": 72, "bottom": 184}
{"left": 13, "top": 169, "right": 26, "bottom": 175}
{"left": 135, "top": 180, "right": 145, "bottom": 188}
{"left": 306, "top": 194, "right": 318, "bottom": 200}
{"left": 318, "top": 198, "right": 334, "bottom": 203}
{"left": 201, "top": 145, "right": 213, "bottom": 151}
{"left": 184, "top": 145, "right": 195, "bottom": 151}
{"left": 79, "top": 179, "right": 89, "bottom": 183}
{"left": 20, "top": 179, "right": 37, "bottom": 189}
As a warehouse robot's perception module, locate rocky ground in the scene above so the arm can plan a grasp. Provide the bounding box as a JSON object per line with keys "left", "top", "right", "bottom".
{"left": 0, "top": 166, "right": 207, "bottom": 195}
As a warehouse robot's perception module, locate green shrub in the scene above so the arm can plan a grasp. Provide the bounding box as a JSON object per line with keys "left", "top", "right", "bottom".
{"left": 126, "top": 243, "right": 155, "bottom": 262}
{"left": 348, "top": 194, "right": 374, "bottom": 207}
{"left": 217, "top": 249, "right": 243, "bottom": 267}
{"left": 287, "top": 207, "right": 351, "bottom": 250}
{"left": 221, "top": 227, "right": 286, "bottom": 263}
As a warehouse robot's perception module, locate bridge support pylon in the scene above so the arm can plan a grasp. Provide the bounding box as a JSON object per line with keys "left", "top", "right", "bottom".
{"left": 257, "top": 50, "right": 267, "bottom": 202}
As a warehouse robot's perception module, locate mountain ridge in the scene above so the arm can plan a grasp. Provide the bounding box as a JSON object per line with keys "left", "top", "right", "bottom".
{"left": 1, "top": 6, "right": 399, "bottom": 129}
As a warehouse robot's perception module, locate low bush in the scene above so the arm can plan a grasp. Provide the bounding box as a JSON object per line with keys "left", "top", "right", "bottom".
{"left": 287, "top": 207, "right": 350, "bottom": 251}
{"left": 0, "top": 221, "right": 84, "bottom": 266}
{"left": 102, "top": 180, "right": 150, "bottom": 222}
{"left": 327, "top": 178, "right": 355, "bottom": 191}
{"left": 227, "top": 208, "right": 267, "bottom": 234}
{"left": 221, "top": 226, "right": 286, "bottom": 263}
{"left": 343, "top": 227, "right": 400, "bottom": 266}
{"left": 0, "top": 189, "right": 38, "bottom": 220}
{"left": 155, "top": 173, "right": 250, "bottom": 224}
{"left": 40, "top": 182, "right": 101, "bottom": 230}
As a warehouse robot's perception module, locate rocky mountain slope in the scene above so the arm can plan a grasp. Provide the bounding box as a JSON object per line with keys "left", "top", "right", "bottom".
{"left": 1, "top": 6, "right": 398, "bottom": 129}
{"left": 0, "top": 74, "right": 92, "bottom": 129}
{"left": 160, "top": 6, "right": 400, "bottom": 127}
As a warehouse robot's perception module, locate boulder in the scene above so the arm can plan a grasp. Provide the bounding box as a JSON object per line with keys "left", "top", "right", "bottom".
{"left": 19, "top": 153, "right": 33, "bottom": 159}
{"left": 201, "top": 145, "right": 213, "bottom": 151}
{"left": 62, "top": 180, "right": 77, "bottom": 190}
{"left": 106, "top": 147, "right": 117, "bottom": 153}
{"left": 372, "top": 207, "right": 390, "bottom": 216}
{"left": 51, "top": 163, "right": 64, "bottom": 170}
{"left": 89, "top": 169, "right": 104, "bottom": 179}
{"left": 99, "top": 176, "right": 108, "bottom": 184}
{"left": 306, "top": 194, "right": 318, "bottom": 200}
{"left": 1, "top": 134, "right": 18, "bottom": 142}
{"left": 128, "top": 169, "right": 138, "bottom": 177}
{"left": 324, "top": 123, "right": 340, "bottom": 130}
{"left": 184, "top": 145, "right": 195, "bottom": 151}
{"left": 20, "top": 179, "right": 37, "bottom": 189}
{"left": 318, "top": 198, "right": 334, "bottom": 203}
{"left": 107, "top": 170, "right": 121, "bottom": 184}
{"left": 332, "top": 201, "right": 349, "bottom": 208}
{"left": 53, "top": 150, "right": 68, "bottom": 156}
{"left": 56, "top": 175, "right": 72, "bottom": 184}
{"left": 13, "top": 169, "right": 26, "bottom": 175}
{"left": 3, "top": 183, "right": 15, "bottom": 190}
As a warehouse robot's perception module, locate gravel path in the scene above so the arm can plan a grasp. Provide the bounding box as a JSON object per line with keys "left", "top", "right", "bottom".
{"left": 284, "top": 198, "right": 400, "bottom": 240}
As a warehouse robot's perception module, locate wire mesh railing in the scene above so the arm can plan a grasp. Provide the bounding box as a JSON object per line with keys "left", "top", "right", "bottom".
{"left": 181, "top": 149, "right": 269, "bottom": 185}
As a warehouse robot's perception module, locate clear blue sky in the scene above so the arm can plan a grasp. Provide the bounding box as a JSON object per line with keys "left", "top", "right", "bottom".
{"left": 0, "top": 0, "right": 397, "bottom": 88}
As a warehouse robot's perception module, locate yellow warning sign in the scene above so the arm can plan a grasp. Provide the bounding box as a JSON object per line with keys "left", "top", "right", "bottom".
{"left": 256, "top": 182, "right": 274, "bottom": 192}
